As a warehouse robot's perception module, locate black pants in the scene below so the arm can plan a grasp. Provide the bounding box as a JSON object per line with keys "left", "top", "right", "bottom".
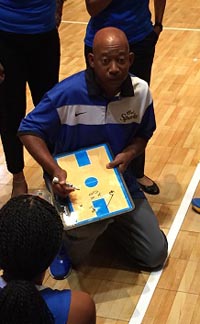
{"left": 0, "top": 29, "right": 60, "bottom": 174}
{"left": 84, "top": 30, "right": 158, "bottom": 178}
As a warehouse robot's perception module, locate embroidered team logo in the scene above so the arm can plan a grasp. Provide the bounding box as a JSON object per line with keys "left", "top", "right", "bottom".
{"left": 120, "top": 110, "right": 138, "bottom": 122}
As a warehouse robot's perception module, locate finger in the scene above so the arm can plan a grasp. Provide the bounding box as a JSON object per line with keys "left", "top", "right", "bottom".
{"left": 106, "top": 160, "right": 119, "bottom": 169}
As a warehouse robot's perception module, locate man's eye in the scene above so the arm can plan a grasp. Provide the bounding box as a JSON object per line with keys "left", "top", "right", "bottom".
{"left": 118, "top": 58, "right": 125, "bottom": 64}
{"left": 102, "top": 58, "right": 109, "bottom": 65}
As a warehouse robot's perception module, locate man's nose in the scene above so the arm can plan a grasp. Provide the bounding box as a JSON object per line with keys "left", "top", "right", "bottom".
{"left": 109, "top": 61, "right": 120, "bottom": 74}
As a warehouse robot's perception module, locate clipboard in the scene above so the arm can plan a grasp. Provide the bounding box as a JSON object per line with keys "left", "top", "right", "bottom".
{"left": 54, "top": 144, "right": 135, "bottom": 229}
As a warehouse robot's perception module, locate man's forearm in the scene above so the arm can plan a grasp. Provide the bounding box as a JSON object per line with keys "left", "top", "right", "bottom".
{"left": 19, "top": 135, "right": 61, "bottom": 177}
{"left": 123, "top": 137, "right": 147, "bottom": 161}
{"left": 85, "top": 0, "right": 112, "bottom": 17}
{"left": 106, "top": 137, "right": 148, "bottom": 173}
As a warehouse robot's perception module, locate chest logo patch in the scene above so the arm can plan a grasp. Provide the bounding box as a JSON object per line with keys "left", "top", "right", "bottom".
{"left": 120, "top": 110, "right": 138, "bottom": 122}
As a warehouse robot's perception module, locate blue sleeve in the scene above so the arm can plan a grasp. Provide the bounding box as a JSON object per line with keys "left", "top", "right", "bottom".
{"left": 18, "top": 93, "right": 61, "bottom": 146}
{"left": 41, "top": 288, "right": 71, "bottom": 324}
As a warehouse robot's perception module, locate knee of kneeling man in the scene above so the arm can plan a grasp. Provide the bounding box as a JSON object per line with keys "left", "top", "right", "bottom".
{"left": 146, "top": 242, "right": 168, "bottom": 270}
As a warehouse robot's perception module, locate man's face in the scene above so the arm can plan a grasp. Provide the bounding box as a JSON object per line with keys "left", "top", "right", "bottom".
{"left": 89, "top": 43, "right": 133, "bottom": 97}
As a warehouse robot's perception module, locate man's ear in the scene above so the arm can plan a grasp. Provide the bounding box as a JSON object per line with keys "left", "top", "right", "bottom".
{"left": 88, "top": 53, "right": 95, "bottom": 68}
{"left": 129, "top": 52, "right": 134, "bottom": 66}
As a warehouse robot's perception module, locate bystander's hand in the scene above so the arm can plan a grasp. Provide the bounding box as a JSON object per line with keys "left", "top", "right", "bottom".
{"left": 153, "top": 23, "right": 163, "bottom": 37}
{"left": 0, "top": 63, "right": 5, "bottom": 84}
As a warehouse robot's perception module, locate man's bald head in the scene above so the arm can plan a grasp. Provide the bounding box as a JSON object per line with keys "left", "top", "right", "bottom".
{"left": 88, "top": 27, "right": 134, "bottom": 98}
{"left": 93, "top": 27, "right": 130, "bottom": 54}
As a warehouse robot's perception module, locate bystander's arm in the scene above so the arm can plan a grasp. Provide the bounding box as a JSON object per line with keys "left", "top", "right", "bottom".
{"left": 0, "top": 63, "right": 5, "bottom": 84}
{"left": 85, "top": 0, "right": 112, "bottom": 17}
{"left": 56, "top": 0, "right": 67, "bottom": 27}
{"left": 153, "top": 0, "right": 166, "bottom": 34}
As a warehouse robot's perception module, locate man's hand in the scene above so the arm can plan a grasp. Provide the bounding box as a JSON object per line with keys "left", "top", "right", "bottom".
{"left": 106, "top": 151, "right": 133, "bottom": 173}
{"left": 106, "top": 138, "right": 147, "bottom": 173}
{"left": 52, "top": 168, "right": 75, "bottom": 197}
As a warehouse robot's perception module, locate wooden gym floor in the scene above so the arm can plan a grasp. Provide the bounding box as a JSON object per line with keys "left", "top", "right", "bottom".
{"left": 0, "top": 0, "right": 200, "bottom": 323}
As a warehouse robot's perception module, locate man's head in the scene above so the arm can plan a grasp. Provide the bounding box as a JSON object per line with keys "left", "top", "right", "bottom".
{"left": 88, "top": 27, "right": 134, "bottom": 97}
{"left": 0, "top": 194, "right": 63, "bottom": 281}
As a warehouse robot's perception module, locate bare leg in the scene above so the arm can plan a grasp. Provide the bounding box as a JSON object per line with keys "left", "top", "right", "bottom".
{"left": 12, "top": 171, "right": 28, "bottom": 198}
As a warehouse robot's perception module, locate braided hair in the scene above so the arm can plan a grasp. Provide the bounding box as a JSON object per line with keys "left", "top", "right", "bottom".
{"left": 0, "top": 194, "right": 63, "bottom": 281}
{"left": 0, "top": 280, "right": 54, "bottom": 324}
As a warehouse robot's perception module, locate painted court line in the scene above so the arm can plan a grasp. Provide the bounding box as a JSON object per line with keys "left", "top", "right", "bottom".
{"left": 129, "top": 162, "right": 200, "bottom": 324}
{"left": 164, "top": 26, "right": 200, "bottom": 32}
{"left": 62, "top": 20, "right": 87, "bottom": 25}
{"left": 61, "top": 20, "right": 200, "bottom": 33}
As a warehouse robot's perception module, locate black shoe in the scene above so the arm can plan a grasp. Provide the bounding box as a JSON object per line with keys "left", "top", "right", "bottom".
{"left": 137, "top": 178, "right": 160, "bottom": 195}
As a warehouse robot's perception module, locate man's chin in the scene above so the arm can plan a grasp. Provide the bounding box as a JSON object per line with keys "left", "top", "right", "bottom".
{"left": 108, "top": 77, "right": 122, "bottom": 83}
{"left": 104, "top": 85, "right": 121, "bottom": 97}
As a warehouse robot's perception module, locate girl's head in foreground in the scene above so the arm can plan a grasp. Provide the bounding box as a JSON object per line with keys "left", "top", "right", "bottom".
{"left": 0, "top": 194, "right": 63, "bottom": 324}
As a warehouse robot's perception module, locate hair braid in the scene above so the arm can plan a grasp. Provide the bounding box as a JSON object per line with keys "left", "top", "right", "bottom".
{"left": 0, "top": 194, "right": 63, "bottom": 280}
{"left": 0, "top": 280, "right": 54, "bottom": 324}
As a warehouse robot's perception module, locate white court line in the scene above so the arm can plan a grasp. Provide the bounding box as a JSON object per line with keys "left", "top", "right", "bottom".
{"left": 129, "top": 162, "right": 200, "bottom": 324}
{"left": 61, "top": 20, "right": 200, "bottom": 32}
{"left": 62, "top": 20, "right": 87, "bottom": 25}
{"left": 164, "top": 26, "right": 200, "bottom": 32}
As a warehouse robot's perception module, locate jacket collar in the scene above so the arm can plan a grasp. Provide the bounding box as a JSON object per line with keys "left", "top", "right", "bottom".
{"left": 85, "top": 67, "right": 134, "bottom": 99}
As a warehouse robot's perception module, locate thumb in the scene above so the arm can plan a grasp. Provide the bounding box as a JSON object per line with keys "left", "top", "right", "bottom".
{"left": 106, "top": 160, "right": 119, "bottom": 169}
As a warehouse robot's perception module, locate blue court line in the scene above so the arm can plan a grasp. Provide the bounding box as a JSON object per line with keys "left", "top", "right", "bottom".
{"left": 75, "top": 150, "right": 91, "bottom": 167}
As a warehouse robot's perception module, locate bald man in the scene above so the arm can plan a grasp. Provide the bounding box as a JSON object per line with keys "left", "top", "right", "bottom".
{"left": 18, "top": 27, "right": 168, "bottom": 278}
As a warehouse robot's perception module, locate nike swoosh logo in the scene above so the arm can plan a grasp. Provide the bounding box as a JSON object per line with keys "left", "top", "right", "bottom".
{"left": 75, "top": 112, "right": 87, "bottom": 117}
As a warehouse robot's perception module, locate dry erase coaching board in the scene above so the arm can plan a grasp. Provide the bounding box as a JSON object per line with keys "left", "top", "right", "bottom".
{"left": 54, "top": 144, "right": 134, "bottom": 229}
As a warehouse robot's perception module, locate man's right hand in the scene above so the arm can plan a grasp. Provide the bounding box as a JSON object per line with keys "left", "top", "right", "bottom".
{"left": 52, "top": 168, "right": 75, "bottom": 197}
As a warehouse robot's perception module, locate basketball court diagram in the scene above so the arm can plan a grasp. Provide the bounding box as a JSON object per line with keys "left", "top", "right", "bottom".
{"left": 54, "top": 144, "right": 134, "bottom": 229}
